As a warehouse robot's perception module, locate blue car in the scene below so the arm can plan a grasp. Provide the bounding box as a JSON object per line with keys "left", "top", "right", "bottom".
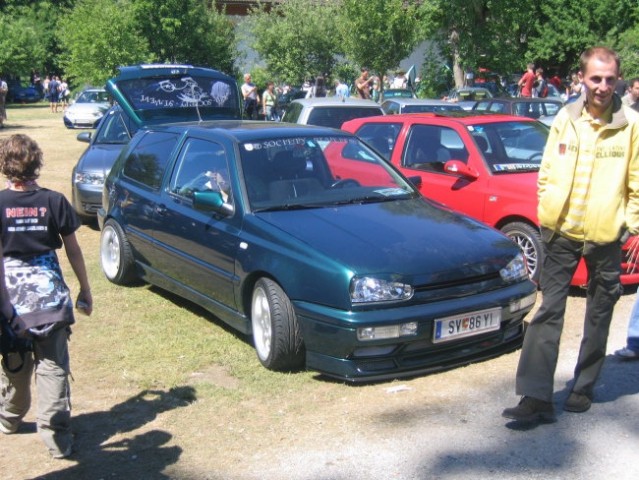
{"left": 98, "top": 65, "right": 536, "bottom": 381}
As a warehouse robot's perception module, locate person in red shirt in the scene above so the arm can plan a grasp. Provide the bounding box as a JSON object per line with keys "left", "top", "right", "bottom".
{"left": 518, "top": 63, "right": 536, "bottom": 97}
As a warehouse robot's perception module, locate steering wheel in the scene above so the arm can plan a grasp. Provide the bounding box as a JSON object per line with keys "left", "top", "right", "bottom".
{"left": 527, "top": 152, "right": 543, "bottom": 162}
{"left": 330, "top": 178, "right": 361, "bottom": 189}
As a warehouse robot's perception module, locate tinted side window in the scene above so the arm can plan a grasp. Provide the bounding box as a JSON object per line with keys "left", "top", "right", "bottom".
{"left": 122, "top": 131, "right": 178, "bottom": 189}
{"left": 355, "top": 123, "right": 402, "bottom": 161}
{"left": 307, "top": 107, "right": 382, "bottom": 129}
{"left": 282, "top": 102, "right": 303, "bottom": 123}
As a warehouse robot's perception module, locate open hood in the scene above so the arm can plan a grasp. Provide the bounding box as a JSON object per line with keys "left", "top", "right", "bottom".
{"left": 106, "top": 64, "right": 241, "bottom": 127}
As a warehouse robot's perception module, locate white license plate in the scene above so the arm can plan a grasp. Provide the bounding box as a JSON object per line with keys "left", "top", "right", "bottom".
{"left": 433, "top": 307, "right": 501, "bottom": 343}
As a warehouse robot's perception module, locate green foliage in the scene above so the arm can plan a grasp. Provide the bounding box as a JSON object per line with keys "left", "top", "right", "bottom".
{"left": 338, "top": 0, "right": 421, "bottom": 79}
{"left": 528, "top": 0, "right": 639, "bottom": 74}
{"left": 617, "top": 27, "right": 639, "bottom": 79}
{"left": 132, "top": 0, "right": 238, "bottom": 74}
{"left": 0, "top": 2, "right": 51, "bottom": 78}
{"left": 57, "top": 0, "right": 152, "bottom": 87}
{"left": 247, "top": 0, "right": 341, "bottom": 85}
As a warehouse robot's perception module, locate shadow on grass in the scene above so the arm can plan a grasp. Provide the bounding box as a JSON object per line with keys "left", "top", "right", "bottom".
{"left": 31, "top": 387, "right": 196, "bottom": 480}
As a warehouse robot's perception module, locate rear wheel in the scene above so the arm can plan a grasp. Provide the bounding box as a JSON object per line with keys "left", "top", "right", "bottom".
{"left": 501, "top": 222, "right": 542, "bottom": 284}
{"left": 100, "top": 219, "right": 137, "bottom": 285}
{"left": 251, "top": 278, "right": 305, "bottom": 371}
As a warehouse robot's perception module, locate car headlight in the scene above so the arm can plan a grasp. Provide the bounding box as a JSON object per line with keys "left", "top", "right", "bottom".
{"left": 499, "top": 253, "right": 529, "bottom": 283}
{"left": 350, "top": 276, "right": 414, "bottom": 304}
{"left": 74, "top": 171, "right": 105, "bottom": 185}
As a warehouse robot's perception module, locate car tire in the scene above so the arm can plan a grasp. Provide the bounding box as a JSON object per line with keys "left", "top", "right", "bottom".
{"left": 100, "top": 219, "right": 137, "bottom": 285}
{"left": 501, "top": 222, "right": 542, "bottom": 284}
{"left": 251, "top": 278, "right": 305, "bottom": 371}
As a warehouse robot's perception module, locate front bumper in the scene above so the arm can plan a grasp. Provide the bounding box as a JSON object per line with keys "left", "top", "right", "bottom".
{"left": 73, "top": 183, "right": 103, "bottom": 217}
{"left": 294, "top": 280, "right": 536, "bottom": 382}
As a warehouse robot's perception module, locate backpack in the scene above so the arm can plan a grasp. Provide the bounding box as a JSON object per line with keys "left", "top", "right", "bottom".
{"left": 539, "top": 80, "right": 548, "bottom": 98}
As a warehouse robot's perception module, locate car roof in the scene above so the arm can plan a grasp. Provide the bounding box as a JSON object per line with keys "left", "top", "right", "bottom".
{"left": 382, "top": 98, "right": 454, "bottom": 106}
{"left": 343, "top": 111, "right": 540, "bottom": 127}
{"left": 290, "top": 97, "right": 382, "bottom": 108}
{"left": 478, "top": 97, "right": 563, "bottom": 104}
{"left": 142, "top": 119, "right": 355, "bottom": 142}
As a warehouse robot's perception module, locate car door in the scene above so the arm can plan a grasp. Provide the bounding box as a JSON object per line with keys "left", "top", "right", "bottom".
{"left": 151, "top": 136, "right": 240, "bottom": 311}
{"left": 396, "top": 122, "right": 488, "bottom": 221}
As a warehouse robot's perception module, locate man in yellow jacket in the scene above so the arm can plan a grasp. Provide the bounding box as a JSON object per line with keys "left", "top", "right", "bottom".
{"left": 503, "top": 46, "right": 639, "bottom": 424}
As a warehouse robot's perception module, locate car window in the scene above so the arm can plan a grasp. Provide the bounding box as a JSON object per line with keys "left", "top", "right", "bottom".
{"left": 122, "top": 131, "right": 179, "bottom": 189}
{"left": 239, "top": 136, "right": 415, "bottom": 211}
{"left": 468, "top": 121, "right": 547, "bottom": 172}
{"left": 381, "top": 101, "right": 399, "bottom": 115}
{"left": 281, "top": 102, "right": 303, "bottom": 123}
{"left": 403, "top": 125, "right": 467, "bottom": 172}
{"left": 306, "top": 106, "right": 382, "bottom": 129}
{"left": 355, "top": 123, "right": 402, "bottom": 161}
{"left": 488, "top": 102, "right": 505, "bottom": 113}
{"left": 169, "top": 138, "right": 232, "bottom": 204}
{"left": 543, "top": 102, "right": 561, "bottom": 116}
{"left": 95, "top": 110, "right": 137, "bottom": 144}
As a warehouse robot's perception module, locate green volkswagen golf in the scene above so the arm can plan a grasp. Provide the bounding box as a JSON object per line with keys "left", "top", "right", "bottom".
{"left": 98, "top": 65, "right": 536, "bottom": 381}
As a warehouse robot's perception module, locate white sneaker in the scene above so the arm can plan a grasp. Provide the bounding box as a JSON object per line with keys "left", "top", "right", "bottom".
{"left": 52, "top": 445, "right": 73, "bottom": 460}
{"left": 0, "top": 420, "right": 18, "bottom": 434}
{"left": 614, "top": 347, "right": 639, "bottom": 359}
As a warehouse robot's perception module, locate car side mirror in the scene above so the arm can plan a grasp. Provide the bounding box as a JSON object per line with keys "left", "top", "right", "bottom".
{"left": 77, "top": 131, "right": 92, "bottom": 143}
{"left": 444, "top": 160, "right": 479, "bottom": 180}
{"left": 193, "top": 191, "right": 234, "bottom": 216}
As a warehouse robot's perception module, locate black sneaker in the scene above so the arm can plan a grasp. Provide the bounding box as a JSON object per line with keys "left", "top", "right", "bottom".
{"left": 502, "top": 396, "right": 556, "bottom": 423}
{"left": 563, "top": 392, "right": 592, "bottom": 413}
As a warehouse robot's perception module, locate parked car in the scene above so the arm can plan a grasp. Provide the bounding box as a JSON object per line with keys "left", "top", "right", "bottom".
{"left": 342, "top": 112, "right": 639, "bottom": 287}
{"left": 506, "top": 82, "right": 564, "bottom": 101}
{"left": 445, "top": 87, "right": 493, "bottom": 110}
{"left": 6, "top": 80, "right": 42, "bottom": 103}
{"left": 97, "top": 66, "right": 537, "bottom": 381}
{"left": 71, "top": 105, "right": 138, "bottom": 221}
{"left": 382, "top": 98, "right": 464, "bottom": 115}
{"left": 379, "top": 88, "right": 415, "bottom": 102}
{"left": 63, "top": 88, "right": 112, "bottom": 128}
{"left": 281, "top": 97, "right": 383, "bottom": 129}
{"left": 473, "top": 97, "right": 563, "bottom": 126}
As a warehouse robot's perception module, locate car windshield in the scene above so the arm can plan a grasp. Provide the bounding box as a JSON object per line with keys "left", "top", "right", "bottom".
{"left": 76, "top": 90, "right": 110, "bottom": 103}
{"left": 467, "top": 121, "right": 548, "bottom": 173}
{"left": 239, "top": 135, "right": 418, "bottom": 211}
{"left": 94, "top": 109, "right": 138, "bottom": 144}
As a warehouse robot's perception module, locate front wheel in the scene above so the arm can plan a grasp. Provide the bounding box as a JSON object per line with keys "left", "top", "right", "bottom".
{"left": 501, "top": 222, "right": 542, "bottom": 284}
{"left": 100, "top": 219, "right": 137, "bottom": 285}
{"left": 251, "top": 278, "right": 305, "bottom": 371}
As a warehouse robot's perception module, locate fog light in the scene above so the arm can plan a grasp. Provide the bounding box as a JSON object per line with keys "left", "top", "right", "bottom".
{"left": 510, "top": 292, "right": 537, "bottom": 313}
{"left": 357, "top": 321, "right": 418, "bottom": 341}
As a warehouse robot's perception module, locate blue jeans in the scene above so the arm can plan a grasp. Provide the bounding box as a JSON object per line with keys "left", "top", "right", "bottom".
{"left": 626, "top": 287, "right": 639, "bottom": 351}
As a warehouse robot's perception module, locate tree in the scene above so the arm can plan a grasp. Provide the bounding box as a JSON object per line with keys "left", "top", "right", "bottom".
{"left": 338, "top": 0, "right": 422, "bottom": 85}
{"left": 57, "top": 0, "right": 152, "bottom": 86}
{"left": 418, "top": 0, "right": 536, "bottom": 88}
{"left": 132, "top": 0, "right": 238, "bottom": 73}
{"left": 527, "top": 0, "right": 639, "bottom": 74}
{"left": 617, "top": 26, "right": 639, "bottom": 79}
{"left": 246, "top": 0, "right": 341, "bottom": 85}
{"left": 0, "top": 2, "right": 53, "bottom": 79}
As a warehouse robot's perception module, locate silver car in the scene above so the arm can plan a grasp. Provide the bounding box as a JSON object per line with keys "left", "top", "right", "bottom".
{"left": 63, "top": 87, "right": 111, "bottom": 129}
{"left": 281, "top": 97, "right": 383, "bottom": 129}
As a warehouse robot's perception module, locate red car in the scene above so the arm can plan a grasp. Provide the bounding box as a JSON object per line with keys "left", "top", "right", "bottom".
{"left": 342, "top": 112, "right": 639, "bottom": 286}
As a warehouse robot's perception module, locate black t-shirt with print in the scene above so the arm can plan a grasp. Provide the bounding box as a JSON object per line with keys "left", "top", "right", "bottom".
{"left": 0, "top": 188, "right": 80, "bottom": 257}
